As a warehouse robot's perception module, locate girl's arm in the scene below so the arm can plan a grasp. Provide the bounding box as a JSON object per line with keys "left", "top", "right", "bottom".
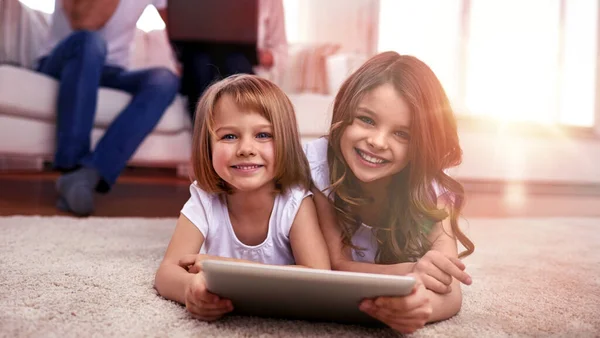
{"left": 422, "top": 201, "right": 470, "bottom": 322}
{"left": 312, "top": 188, "right": 415, "bottom": 274}
{"left": 288, "top": 196, "right": 331, "bottom": 270}
{"left": 313, "top": 188, "right": 470, "bottom": 323}
{"left": 154, "top": 214, "right": 205, "bottom": 304}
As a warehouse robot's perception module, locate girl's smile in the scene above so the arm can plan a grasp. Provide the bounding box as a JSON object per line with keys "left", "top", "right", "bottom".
{"left": 230, "top": 163, "right": 265, "bottom": 174}
{"left": 354, "top": 148, "right": 390, "bottom": 167}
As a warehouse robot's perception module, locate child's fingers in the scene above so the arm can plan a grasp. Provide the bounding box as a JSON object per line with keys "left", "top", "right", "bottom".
{"left": 371, "top": 293, "right": 428, "bottom": 313}
{"left": 432, "top": 256, "right": 472, "bottom": 286}
{"left": 448, "top": 256, "right": 466, "bottom": 271}
{"left": 421, "top": 274, "right": 452, "bottom": 294}
{"left": 195, "top": 288, "right": 222, "bottom": 304}
{"left": 188, "top": 306, "right": 230, "bottom": 322}
{"left": 361, "top": 303, "right": 428, "bottom": 334}
{"left": 188, "top": 264, "right": 201, "bottom": 274}
{"left": 423, "top": 265, "right": 453, "bottom": 286}
{"left": 178, "top": 254, "right": 197, "bottom": 269}
{"left": 189, "top": 276, "right": 221, "bottom": 304}
{"left": 200, "top": 298, "right": 233, "bottom": 311}
{"left": 186, "top": 300, "right": 233, "bottom": 319}
{"left": 360, "top": 288, "right": 427, "bottom": 315}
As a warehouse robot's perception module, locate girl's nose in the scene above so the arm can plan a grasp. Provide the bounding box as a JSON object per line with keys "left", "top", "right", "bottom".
{"left": 367, "top": 130, "right": 389, "bottom": 150}
{"left": 236, "top": 138, "right": 256, "bottom": 157}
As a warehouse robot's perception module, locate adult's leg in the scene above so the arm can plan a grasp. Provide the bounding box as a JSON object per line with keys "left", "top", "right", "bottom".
{"left": 79, "top": 66, "right": 180, "bottom": 190}
{"left": 37, "top": 31, "right": 107, "bottom": 216}
{"left": 37, "top": 30, "right": 107, "bottom": 171}
{"left": 223, "top": 52, "right": 254, "bottom": 77}
{"left": 184, "top": 51, "right": 218, "bottom": 122}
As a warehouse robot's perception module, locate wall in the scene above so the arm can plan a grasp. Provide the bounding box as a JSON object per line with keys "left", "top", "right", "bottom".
{"left": 284, "top": 0, "right": 379, "bottom": 55}
{"left": 451, "top": 128, "right": 600, "bottom": 184}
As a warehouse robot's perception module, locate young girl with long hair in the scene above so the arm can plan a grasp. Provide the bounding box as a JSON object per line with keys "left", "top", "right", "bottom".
{"left": 305, "top": 52, "right": 475, "bottom": 333}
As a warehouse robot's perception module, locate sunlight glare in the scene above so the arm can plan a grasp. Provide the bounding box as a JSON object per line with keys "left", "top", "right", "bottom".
{"left": 136, "top": 5, "right": 165, "bottom": 33}
{"left": 466, "top": 0, "right": 560, "bottom": 124}
{"left": 503, "top": 182, "right": 527, "bottom": 211}
{"left": 18, "top": 0, "right": 54, "bottom": 13}
{"left": 378, "top": 0, "right": 462, "bottom": 106}
{"left": 560, "top": 0, "right": 598, "bottom": 126}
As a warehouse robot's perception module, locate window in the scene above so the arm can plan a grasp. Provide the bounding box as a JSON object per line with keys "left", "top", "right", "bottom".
{"left": 378, "top": 0, "right": 598, "bottom": 127}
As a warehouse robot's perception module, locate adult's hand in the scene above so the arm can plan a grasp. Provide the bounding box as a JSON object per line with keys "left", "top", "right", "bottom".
{"left": 62, "top": 0, "right": 119, "bottom": 30}
{"left": 258, "top": 49, "right": 274, "bottom": 68}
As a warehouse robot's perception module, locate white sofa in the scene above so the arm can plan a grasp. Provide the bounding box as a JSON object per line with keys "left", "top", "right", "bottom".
{"left": 0, "top": 63, "right": 349, "bottom": 174}
{"left": 0, "top": 4, "right": 365, "bottom": 175}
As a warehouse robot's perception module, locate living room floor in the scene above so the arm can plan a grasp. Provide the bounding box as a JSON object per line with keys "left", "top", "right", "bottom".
{"left": 1, "top": 168, "right": 600, "bottom": 218}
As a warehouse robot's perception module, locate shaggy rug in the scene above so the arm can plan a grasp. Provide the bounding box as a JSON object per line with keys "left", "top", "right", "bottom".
{"left": 0, "top": 216, "right": 599, "bottom": 337}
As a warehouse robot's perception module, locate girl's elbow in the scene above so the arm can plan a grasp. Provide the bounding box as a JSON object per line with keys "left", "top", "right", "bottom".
{"left": 153, "top": 265, "right": 167, "bottom": 296}
{"left": 442, "top": 288, "right": 464, "bottom": 320}
{"left": 452, "top": 288, "right": 463, "bottom": 315}
{"left": 329, "top": 255, "right": 347, "bottom": 271}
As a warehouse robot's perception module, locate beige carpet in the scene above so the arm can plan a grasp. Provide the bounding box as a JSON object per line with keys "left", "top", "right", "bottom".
{"left": 0, "top": 216, "right": 599, "bottom": 337}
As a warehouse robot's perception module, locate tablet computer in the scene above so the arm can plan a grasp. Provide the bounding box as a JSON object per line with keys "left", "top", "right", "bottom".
{"left": 202, "top": 260, "right": 416, "bottom": 325}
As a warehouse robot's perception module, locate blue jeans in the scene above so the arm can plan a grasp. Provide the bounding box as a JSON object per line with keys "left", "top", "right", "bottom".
{"left": 37, "top": 31, "right": 180, "bottom": 189}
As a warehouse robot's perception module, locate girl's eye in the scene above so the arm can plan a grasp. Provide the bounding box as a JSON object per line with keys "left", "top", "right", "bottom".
{"left": 357, "top": 116, "right": 375, "bottom": 125}
{"left": 394, "top": 131, "right": 410, "bottom": 140}
{"left": 222, "top": 134, "right": 237, "bottom": 140}
{"left": 256, "top": 132, "right": 272, "bottom": 139}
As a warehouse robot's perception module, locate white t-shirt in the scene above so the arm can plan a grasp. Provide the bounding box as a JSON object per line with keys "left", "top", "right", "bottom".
{"left": 303, "top": 137, "right": 444, "bottom": 263}
{"left": 40, "top": 0, "right": 166, "bottom": 69}
{"left": 181, "top": 182, "right": 312, "bottom": 265}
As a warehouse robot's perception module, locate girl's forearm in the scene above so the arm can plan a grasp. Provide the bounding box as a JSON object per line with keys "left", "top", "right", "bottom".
{"left": 425, "top": 282, "right": 463, "bottom": 323}
{"left": 154, "top": 263, "right": 194, "bottom": 305}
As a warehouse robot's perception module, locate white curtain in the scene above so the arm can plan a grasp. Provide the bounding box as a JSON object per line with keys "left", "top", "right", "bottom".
{"left": 285, "top": 0, "right": 379, "bottom": 56}
{"left": 281, "top": 0, "right": 378, "bottom": 94}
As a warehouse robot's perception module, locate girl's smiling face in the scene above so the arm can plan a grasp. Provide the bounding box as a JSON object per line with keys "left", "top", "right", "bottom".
{"left": 211, "top": 95, "right": 276, "bottom": 192}
{"left": 339, "top": 83, "right": 412, "bottom": 186}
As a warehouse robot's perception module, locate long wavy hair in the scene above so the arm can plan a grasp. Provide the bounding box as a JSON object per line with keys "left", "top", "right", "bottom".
{"left": 327, "top": 52, "right": 474, "bottom": 263}
{"left": 191, "top": 74, "right": 312, "bottom": 194}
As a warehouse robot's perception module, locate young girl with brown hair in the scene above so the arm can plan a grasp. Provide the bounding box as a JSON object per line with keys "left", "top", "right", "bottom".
{"left": 305, "top": 52, "right": 475, "bottom": 333}
{"left": 154, "top": 74, "right": 331, "bottom": 321}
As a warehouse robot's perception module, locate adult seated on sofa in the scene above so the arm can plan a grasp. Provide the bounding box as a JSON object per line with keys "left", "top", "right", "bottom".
{"left": 169, "top": 0, "right": 287, "bottom": 121}
{"left": 37, "top": 0, "right": 180, "bottom": 216}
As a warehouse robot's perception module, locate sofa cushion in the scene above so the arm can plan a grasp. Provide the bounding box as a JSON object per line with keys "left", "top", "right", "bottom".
{"left": 0, "top": 64, "right": 191, "bottom": 134}
{"left": 0, "top": 114, "right": 192, "bottom": 165}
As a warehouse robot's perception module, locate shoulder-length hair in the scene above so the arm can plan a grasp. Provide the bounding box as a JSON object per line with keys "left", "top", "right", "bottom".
{"left": 191, "top": 74, "right": 312, "bottom": 194}
{"left": 327, "top": 51, "right": 474, "bottom": 263}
